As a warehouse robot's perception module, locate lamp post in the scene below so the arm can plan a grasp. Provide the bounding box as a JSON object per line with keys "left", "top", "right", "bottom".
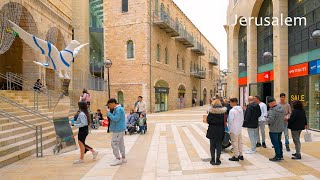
{"left": 104, "top": 59, "right": 112, "bottom": 99}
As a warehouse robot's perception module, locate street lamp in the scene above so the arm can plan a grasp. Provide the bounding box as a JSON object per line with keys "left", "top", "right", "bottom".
{"left": 104, "top": 59, "right": 112, "bottom": 99}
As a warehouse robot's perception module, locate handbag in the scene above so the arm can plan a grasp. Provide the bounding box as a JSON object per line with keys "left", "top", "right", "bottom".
{"left": 304, "top": 129, "right": 312, "bottom": 142}
{"left": 102, "top": 118, "right": 109, "bottom": 127}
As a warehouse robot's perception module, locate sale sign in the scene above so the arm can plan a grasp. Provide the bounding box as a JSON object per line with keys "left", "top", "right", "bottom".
{"left": 288, "top": 63, "right": 308, "bottom": 78}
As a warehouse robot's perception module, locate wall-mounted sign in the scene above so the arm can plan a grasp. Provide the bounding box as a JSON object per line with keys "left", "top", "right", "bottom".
{"left": 238, "top": 77, "right": 247, "bottom": 86}
{"left": 290, "top": 94, "right": 305, "bottom": 102}
{"left": 155, "top": 87, "right": 169, "bottom": 93}
{"left": 309, "top": 60, "right": 320, "bottom": 75}
{"left": 178, "top": 89, "right": 186, "bottom": 93}
{"left": 192, "top": 90, "right": 197, "bottom": 94}
{"left": 288, "top": 63, "right": 308, "bottom": 78}
{"left": 257, "top": 71, "right": 274, "bottom": 83}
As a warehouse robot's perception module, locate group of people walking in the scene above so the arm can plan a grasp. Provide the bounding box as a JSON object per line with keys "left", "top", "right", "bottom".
{"left": 206, "top": 93, "right": 308, "bottom": 166}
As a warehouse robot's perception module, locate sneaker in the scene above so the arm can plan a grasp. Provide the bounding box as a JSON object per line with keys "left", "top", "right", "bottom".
{"left": 238, "top": 156, "right": 244, "bottom": 160}
{"left": 229, "top": 156, "right": 239, "bottom": 161}
{"left": 262, "top": 142, "right": 267, "bottom": 148}
{"left": 245, "top": 149, "right": 256, "bottom": 154}
{"left": 215, "top": 159, "right": 221, "bottom": 165}
{"left": 256, "top": 142, "right": 262, "bottom": 147}
{"left": 269, "top": 157, "right": 281, "bottom": 162}
{"left": 93, "top": 151, "right": 99, "bottom": 159}
{"left": 122, "top": 158, "right": 127, "bottom": 163}
{"left": 73, "top": 159, "right": 84, "bottom": 164}
{"left": 292, "top": 153, "right": 297, "bottom": 157}
{"left": 110, "top": 159, "right": 123, "bottom": 166}
{"left": 286, "top": 145, "right": 290, "bottom": 152}
{"left": 292, "top": 154, "right": 301, "bottom": 160}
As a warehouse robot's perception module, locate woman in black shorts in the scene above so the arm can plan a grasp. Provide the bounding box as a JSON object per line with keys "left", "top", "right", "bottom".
{"left": 73, "top": 101, "right": 99, "bottom": 164}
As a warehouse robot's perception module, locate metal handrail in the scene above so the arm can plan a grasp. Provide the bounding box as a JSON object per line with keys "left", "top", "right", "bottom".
{"left": 0, "top": 95, "right": 53, "bottom": 123}
{"left": 0, "top": 109, "right": 43, "bottom": 157}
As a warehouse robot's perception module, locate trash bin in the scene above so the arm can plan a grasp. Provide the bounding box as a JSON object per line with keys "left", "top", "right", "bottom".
{"left": 200, "top": 100, "right": 204, "bottom": 106}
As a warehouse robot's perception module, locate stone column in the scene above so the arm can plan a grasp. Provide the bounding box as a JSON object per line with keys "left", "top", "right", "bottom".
{"left": 247, "top": 21, "right": 258, "bottom": 95}
{"left": 227, "top": 25, "right": 239, "bottom": 99}
{"left": 273, "top": 0, "right": 288, "bottom": 102}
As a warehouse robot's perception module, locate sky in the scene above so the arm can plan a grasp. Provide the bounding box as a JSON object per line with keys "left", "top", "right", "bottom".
{"left": 172, "top": 0, "right": 229, "bottom": 70}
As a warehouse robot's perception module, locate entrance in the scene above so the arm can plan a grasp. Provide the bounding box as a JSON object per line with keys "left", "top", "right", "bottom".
{"left": 249, "top": 82, "right": 273, "bottom": 103}
{"left": 155, "top": 88, "right": 168, "bottom": 112}
{"left": 178, "top": 85, "right": 186, "bottom": 109}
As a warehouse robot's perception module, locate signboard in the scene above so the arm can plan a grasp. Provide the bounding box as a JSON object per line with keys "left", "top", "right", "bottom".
{"left": 309, "top": 60, "right": 320, "bottom": 75}
{"left": 238, "top": 77, "right": 247, "bottom": 86}
{"left": 257, "top": 71, "right": 274, "bottom": 83}
{"left": 288, "top": 63, "right": 308, "bottom": 78}
{"left": 192, "top": 90, "right": 197, "bottom": 94}
{"left": 155, "top": 87, "right": 169, "bottom": 93}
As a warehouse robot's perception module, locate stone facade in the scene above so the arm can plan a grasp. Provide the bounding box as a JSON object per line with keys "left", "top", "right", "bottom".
{"left": 226, "top": 0, "right": 288, "bottom": 103}
{"left": 105, "top": 0, "right": 220, "bottom": 113}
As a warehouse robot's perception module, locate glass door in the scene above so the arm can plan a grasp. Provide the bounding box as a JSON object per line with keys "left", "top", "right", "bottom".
{"left": 155, "top": 93, "right": 161, "bottom": 112}
{"left": 160, "top": 93, "right": 168, "bottom": 111}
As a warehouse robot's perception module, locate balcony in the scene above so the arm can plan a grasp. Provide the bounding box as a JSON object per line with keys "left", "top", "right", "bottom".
{"left": 209, "top": 57, "right": 218, "bottom": 66}
{"left": 191, "top": 41, "right": 205, "bottom": 55}
{"left": 153, "top": 10, "right": 180, "bottom": 37}
{"left": 175, "top": 27, "right": 194, "bottom": 47}
{"left": 190, "top": 71, "right": 206, "bottom": 79}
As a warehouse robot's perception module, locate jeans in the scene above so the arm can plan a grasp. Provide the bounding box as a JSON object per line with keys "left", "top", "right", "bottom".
{"left": 283, "top": 122, "right": 289, "bottom": 145}
{"left": 210, "top": 139, "right": 222, "bottom": 161}
{"left": 291, "top": 130, "right": 302, "bottom": 155}
{"left": 256, "top": 121, "right": 266, "bottom": 143}
{"left": 230, "top": 133, "right": 243, "bottom": 157}
{"left": 111, "top": 132, "right": 126, "bottom": 159}
{"left": 247, "top": 128, "right": 257, "bottom": 151}
{"left": 269, "top": 132, "right": 283, "bottom": 158}
{"left": 139, "top": 126, "right": 145, "bottom": 133}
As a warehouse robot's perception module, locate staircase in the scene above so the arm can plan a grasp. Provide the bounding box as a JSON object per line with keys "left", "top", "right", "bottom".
{"left": 0, "top": 90, "right": 78, "bottom": 168}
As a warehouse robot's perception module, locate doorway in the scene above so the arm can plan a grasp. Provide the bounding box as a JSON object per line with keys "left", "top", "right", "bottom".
{"left": 249, "top": 82, "right": 273, "bottom": 103}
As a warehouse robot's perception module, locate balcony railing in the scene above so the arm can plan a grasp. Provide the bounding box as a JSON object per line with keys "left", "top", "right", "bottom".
{"left": 210, "top": 57, "right": 218, "bottom": 66}
{"left": 153, "top": 9, "right": 180, "bottom": 37}
{"left": 190, "top": 70, "right": 206, "bottom": 79}
{"left": 191, "top": 41, "right": 205, "bottom": 55}
{"left": 175, "top": 25, "right": 194, "bottom": 47}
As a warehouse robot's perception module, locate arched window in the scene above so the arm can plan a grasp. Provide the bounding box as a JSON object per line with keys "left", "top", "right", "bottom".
{"left": 176, "top": 54, "right": 179, "bottom": 68}
{"left": 127, "top": 40, "right": 134, "bottom": 59}
{"left": 182, "top": 57, "right": 185, "bottom": 70}
{"left": 257, "top": 0, "right": 273, "bottom": 67}
{"left": 165, "top": 47, "right": 168, "bottom": 64}
{"left": 238, "top": 25, "right": 247, "bottom": 73}
{"left": 155, "top": 0, "right": 159, "bottom": 16}
{"left": 122, "top": 0, "right": 128, "bottom": 13}
{"left": 156, "top": 44, "right": 160, "bottom": 62}
{"left": 117, "top": 91, "right": 124, "bottom": 107}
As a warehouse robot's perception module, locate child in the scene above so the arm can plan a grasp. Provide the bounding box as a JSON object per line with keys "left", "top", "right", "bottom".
{"left": 138, "top": 113, "right": 146, "bottom": 135}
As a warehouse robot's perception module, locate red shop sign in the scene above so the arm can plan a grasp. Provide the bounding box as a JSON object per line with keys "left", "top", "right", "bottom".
{"left": 257, "top": 71, "right": 273, "bottom": 83}
{"left": 288, "top": 63, "right": 308, "bottom": 78}
{"left": 238, "top": 77, "right": 247, "bottom": 86}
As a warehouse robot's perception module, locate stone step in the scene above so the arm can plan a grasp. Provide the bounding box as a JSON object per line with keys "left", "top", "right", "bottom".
{"left": 0, "top": 137, "right": 56, "bottom": 168}
{"left": 0, "top": 122, "right": 52, "bottom": 139}
{"left": 0, "top": 130, "right": 56, "bottom": 157}
{"left": 0, "top": 118, "right": 53, "bottom": 131}
{"left": 0, "top": 112, "right": 52, "bottom": 123}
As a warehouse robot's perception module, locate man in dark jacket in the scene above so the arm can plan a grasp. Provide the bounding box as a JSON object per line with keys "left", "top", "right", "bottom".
{"left": 266, "top": 97, "right": 285, "bottom": 161}
{"left": 243, "top": 96, "right": 261, "bottom": 154}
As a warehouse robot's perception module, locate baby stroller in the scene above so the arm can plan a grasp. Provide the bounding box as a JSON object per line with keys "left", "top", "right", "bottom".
{"left": 91, "top": 113, "right": 100, "bottom": 129}
{"left": 222, "top": 126, "right": 232, "bottom": 150}
{"left": 127, "top": 112, "right": 139, "bottom": 135}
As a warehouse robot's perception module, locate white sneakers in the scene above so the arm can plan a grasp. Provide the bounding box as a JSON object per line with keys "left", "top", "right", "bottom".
{"left": 245, "top": 149, "right": 256, "bottom": 154}
{"left": 73, "top": 159, "right": 84, "bottom": 164}
{"left": 110, "top": 159, "right": 123, "bottom": 166}
{"left": 122, "top": 158, "right": 127, "bottom": 163}
{"left": 93, "top": 151, "right": 99, "bottom": 159}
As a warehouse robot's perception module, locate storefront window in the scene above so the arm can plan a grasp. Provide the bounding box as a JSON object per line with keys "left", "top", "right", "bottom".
{"left": 289, "top": 76, "right": 309, "bottom": 120}
{"left": 309, "top": 75, "right": 320, "bottom": 130}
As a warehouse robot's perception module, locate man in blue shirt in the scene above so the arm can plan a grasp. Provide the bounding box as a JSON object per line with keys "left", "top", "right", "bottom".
{"left": 107, "top": 98, "right": 127, "bottom": 166}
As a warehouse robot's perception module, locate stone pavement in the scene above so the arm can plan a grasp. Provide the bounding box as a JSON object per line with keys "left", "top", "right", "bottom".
{"left": 1, "top": 106, "right": 320, "bottom": 180}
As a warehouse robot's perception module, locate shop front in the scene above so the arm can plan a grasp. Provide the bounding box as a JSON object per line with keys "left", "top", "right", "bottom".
{"left": 249, "top": 71, "right": 274, "bottom": 103}
{"left": 238, "top": 77, "right": 248, "bottom": 106}
{"left": 155, "top": 87, "right": 169, "bottom": 112}
{"left": 178, "top": 85, "right": 186, "bottom": 109}
{"left": 288, "top": 63, "right": 309, "bottom": 124}
{"left": 309, "top": 60, "right": 320, "bottom": 130}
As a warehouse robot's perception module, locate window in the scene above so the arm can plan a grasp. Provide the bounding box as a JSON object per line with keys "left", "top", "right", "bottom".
{"left": 257, "top": 0, "right": 273, "bottom": 67}
{"left": 155, "top": 0, "right": 159, "bottom": 16}
{"left": 165, "top": 48, "right": 168, "bottom": 64}
{"left": 156, "top": 44, "right": 160, "bottom": 62}
{"left": 238, "top": 25, "right": 247, "bottom": 73}
{"left": 176, "top": 54, "right": 179, "bottom": 68}
{"left": 127, "top": 40, "right": 134, "bottom": 59}
{"left": 182, "top": 58, "right": 185, "bottom": 70}
{"left": 122, "top": 0, "right": 128, "bottom": 13}
{"left": 190, "top": 62, "right": 193, "bottom": 72}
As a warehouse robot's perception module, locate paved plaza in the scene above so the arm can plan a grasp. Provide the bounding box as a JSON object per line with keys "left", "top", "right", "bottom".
{"left": 0, "top": 106, "right": 320, "bottom": 180}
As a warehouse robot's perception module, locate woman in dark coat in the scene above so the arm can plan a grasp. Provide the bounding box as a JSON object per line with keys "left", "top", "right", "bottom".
{"left": 288, "top": 100, "right": 308, "bottom": 160}
{"left": 206, "top": 99, "right": 226, "bottom": 166}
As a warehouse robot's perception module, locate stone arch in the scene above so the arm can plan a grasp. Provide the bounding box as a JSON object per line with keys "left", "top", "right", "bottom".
{"left": 178, "top": 84, "right": 186, "bottom": 97}
{"left": 0, "top": 2, "right": 38, "bottom": 89}
{"left": 154, "top": 79, "right": 169, "bottom": 88}
{"left": 45, "top": 27, "right": 66, "bottom": 90}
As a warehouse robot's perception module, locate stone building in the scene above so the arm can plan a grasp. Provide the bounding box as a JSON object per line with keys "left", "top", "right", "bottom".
{"left": 105, "top": 0, "right": 220, "bottom": 113}
{"left": 226, "top": 0, "right": 320, "bottom": 130}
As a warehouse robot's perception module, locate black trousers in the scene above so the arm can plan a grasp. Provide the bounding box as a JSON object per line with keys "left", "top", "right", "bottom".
{"left": 210, "top": 139, "right": 222, "bottom": 161}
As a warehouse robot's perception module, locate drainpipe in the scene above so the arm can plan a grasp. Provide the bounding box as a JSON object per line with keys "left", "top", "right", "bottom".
{"left": 199, "top": 33, "right": 202, "bottom": 104}
{"left": 149, "top": 0, "right": 152, "bottom": 113}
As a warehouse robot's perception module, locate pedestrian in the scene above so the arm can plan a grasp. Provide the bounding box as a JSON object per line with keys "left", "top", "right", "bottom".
{"left": 73, "top": 101, "right": 98, "bottom": 164}
{"left": 106, "top": 98, "right": 127, "bottom": 166}
{"left": 254, "top": 96, "right": 268, "bottom": 148}
{"left": 288, "top": 100, "right": 308, "bottom": 160}
{"left": 135, "top": 96, "right": 146, "bottom": 116}
{"left": 228, "top": 98, "right": 244, "bottom": 161}
{"left": 206, "top": 99, "right": 227, "bottom": 166}
{"left": 266, "top": 97, "right": 285, "bottom": 161}
{"left": 192, "top": 97, "right": 197, "bottom": 107}
{"left": 279, "top": 93, "right": 292, "bottom": 151}
{"left": 80, "top": 89, "right": 91, "bottom": 109}
{"left": 243, "top": 96, "right": 261, "bottom": 154}
{"left": 138, "top": 113, "right": 147, "bottom": 134}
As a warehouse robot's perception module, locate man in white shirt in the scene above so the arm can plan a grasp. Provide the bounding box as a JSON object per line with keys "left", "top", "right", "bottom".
{"left": 135, "top": 96, "right": 146, "bottom": 115}
{"left": 254, "top": 96, "right": 268, "bottom": 148}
